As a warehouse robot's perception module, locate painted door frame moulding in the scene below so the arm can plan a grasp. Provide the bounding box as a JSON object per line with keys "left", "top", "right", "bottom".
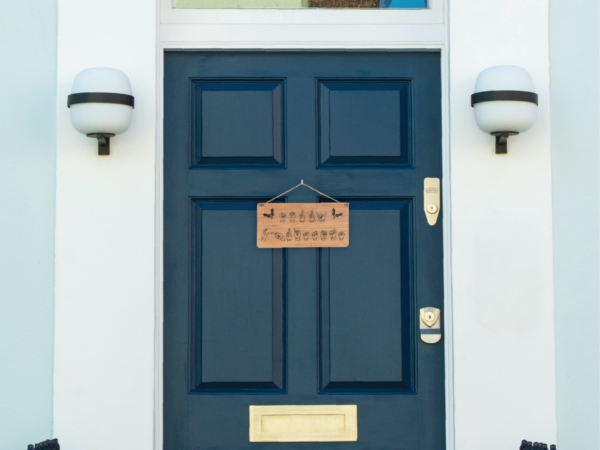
{"left": 154, "top": 3, "right": 453, "bottom": 449}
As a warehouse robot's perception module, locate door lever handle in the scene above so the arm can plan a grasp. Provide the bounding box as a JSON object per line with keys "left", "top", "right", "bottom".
{"left": 424, "top": 178, "right": 441, "bottom": 226}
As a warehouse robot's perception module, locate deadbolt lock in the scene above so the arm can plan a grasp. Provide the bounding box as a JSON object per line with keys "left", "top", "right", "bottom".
{"left": 421, "top": 309, "right": 438, "bottom": 327}
{"left": 420, "top": 307, "right": 442, "bottom": 344}
{"left": 424, "top": 178, "right": 441, "bottom": 226}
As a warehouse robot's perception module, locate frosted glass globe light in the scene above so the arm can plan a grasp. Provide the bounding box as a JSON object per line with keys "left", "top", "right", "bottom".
{"left": 471, "top": 65, "right": 538, "bottom": 154}
{"left": 68, "top": 68, "right": 134, "bottom": 155}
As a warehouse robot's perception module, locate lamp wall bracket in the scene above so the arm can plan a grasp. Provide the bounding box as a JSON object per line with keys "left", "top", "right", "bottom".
{"left": 491, "top": 132, "right": 519, "bottom": 154}
{"left": 87, "top": 133, "right": 115, "bottom": 156}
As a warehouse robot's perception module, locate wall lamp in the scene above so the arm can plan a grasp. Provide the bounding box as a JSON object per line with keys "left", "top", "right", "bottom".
{"left": 471, "top": 65, "right": 538, "bottom": 154}
{"left": 67, "top": 68, "right": 134, "bottom": 155}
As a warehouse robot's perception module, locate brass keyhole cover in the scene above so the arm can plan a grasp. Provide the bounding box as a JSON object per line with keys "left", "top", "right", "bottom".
{"left": 420, "top": 307, "right": 440, "bottom": 328}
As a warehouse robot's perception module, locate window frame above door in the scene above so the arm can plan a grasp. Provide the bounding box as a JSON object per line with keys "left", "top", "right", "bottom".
{"left": 161, "top": 0, "right": 443, "bottom": 24}
{"left": 160, "top": 0, "right": 444, "bottom": 46}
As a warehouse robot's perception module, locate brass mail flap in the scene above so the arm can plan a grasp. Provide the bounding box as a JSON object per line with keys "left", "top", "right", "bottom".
{"left": 249, "top": 405, "right": 357, "bottom": 442}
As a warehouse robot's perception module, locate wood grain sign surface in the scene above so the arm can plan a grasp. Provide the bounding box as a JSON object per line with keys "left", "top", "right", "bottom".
{"left": 257, "top": 203, "right": 349, "bottom": 248}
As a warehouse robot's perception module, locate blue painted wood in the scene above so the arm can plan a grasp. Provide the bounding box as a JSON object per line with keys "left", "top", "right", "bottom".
{"left": 192, "top": 80, "right": 285, "bottom": 167}
{"left": 191, "top": 200, "right": 286, "bottom": 392}
{"left": 319, "top": 200, "right": 414, "bottom": 393}
{"left": 164, "top": 52, "right": 444, "bottom": 450}
{"left": 319, "top": 81, "right": 412, "bottom": 166}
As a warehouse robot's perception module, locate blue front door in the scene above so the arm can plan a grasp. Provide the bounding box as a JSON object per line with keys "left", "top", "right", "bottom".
{"left": 164, "top": 51, "right": 444, "bottom": 450}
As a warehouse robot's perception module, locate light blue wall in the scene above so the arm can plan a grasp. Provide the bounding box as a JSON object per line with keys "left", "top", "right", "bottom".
{"left": 550, "top": 0, "right": 600, "bottom": 448}
{"left": 0, "top": 1, "right": 57, "bottom": 448}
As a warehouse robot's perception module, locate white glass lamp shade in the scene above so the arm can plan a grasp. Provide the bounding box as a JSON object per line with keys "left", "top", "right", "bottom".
{"left": 472, "top": 65, "right": 537, "bottom": 134}
{"left": 69, "top": 68, "right": 134, "bottom": 136}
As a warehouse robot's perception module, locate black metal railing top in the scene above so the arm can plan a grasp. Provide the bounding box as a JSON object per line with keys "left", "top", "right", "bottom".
{"left": 521, "top": 440, "right": 556, "bottom": 450}
{"left": 29, "top": 437, "right": 557, "bottom": 449}
{"left": 27, "top": 439, "right": 59, "bottom": 450}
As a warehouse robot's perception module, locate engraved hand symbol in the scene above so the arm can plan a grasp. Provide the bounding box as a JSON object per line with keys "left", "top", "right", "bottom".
{"left": 312, "top": 231, "right": 318, "bottom": 240}
{"left": 330, "top": 229, "right": 336, "bottom": 240}
{"left": 338, "top": 231, "right": 345, "bottom": 241}
{"left": 286, "top": 229, "right": 292, "bottom": 241}
{"left": 303, "top": 232, "right": 309, "bottom": 241}
{"left": 280, "top": 212, "right": 286, "bottom": 223}
{"left": 263, "top": 208, "right": 275, "bottom": 219}
{"left": 294, "top": 228, "right": 301, "bottom": 241}
{"left": 321, "top": 230, "right": 327, "bottom": 240}
{"left": 309, "top": 210, "right": 315, "bottom": 222}
{"left": 300, "top": 211, "right": 305, "bottom": 222}
{"left": 317, "top": 212, "right": 326, "bottom": 222}
{"left": 289, "top": 212, "right": 296, "bottom": 223}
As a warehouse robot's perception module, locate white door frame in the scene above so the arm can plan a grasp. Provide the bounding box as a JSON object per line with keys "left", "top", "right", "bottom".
{"left": 154, "top": 3, "right": 454, "bottom": 448}
{"left": 53, "top": 0, "right": 558, "bottom": 445}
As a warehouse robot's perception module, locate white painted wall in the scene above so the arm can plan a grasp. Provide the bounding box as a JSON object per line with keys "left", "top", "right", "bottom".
{"left": 0, "top": 1, "right": 56, "bottom": 448}
{"left": 54, "top": 0, "right": 156, "bottom": 449}
{"left": 449, "top": 0, "right": 557, "bottom": 448}
{"left": 549, "top": 0, "right": 600, "bottom": 447}
{"left": 53, "top": 0, "right": 558, "bottom": 449}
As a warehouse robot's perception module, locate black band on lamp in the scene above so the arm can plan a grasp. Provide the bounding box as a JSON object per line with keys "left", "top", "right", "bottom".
{"left": 67, "top": 92, "right": 135, "bottom": 108}
{"left": 471, "top": 90, "right": 538, "bottom": 107}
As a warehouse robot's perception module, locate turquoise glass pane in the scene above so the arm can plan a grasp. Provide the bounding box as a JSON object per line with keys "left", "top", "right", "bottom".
{"left": 389, "top": 0, "right": 427, "bottom": 7}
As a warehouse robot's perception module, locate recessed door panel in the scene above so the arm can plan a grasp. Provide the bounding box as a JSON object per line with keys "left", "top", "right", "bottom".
{"left": 191, "top": 201, "right": 286, "bottom": 392}
{"left": 319, "top": 200, "right": 414, "bottom": 393}
{"left": 191, "top": 80, "right": 285, "bottom": 167}
{"left": 318, "top": 80, "right": 412, "bottom": 167}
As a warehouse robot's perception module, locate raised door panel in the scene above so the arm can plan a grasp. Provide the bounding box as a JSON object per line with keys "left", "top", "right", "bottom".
{"left": 192, "top": 200, "right": 286, "bottom": 392}
{"left": 319, "top": 200, "right": 414, "bottom": 393}
{"left": 192, "top": 80, "right": 285, "bottom": 168}
{"left": 318, "top": 80, "right": 412, "bottom": 167}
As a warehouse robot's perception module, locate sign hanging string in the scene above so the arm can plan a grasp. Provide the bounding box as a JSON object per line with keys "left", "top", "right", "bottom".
{"left": 266, "top": 180, "right": 342, "bottom": 204}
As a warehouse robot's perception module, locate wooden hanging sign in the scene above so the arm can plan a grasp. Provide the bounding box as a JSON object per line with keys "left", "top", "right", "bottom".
{"left": 257, "top": 203, "right": 349, "bottom": 248}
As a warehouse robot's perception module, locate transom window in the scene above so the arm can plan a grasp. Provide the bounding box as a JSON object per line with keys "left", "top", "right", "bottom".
{"left": 174, "top": 0, "right": 427, "bottom": 9}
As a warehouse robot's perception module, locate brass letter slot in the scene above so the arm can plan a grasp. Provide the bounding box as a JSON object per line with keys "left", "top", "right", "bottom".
{"left": 249, "top": 405, "right": 357, "bottom": 442}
